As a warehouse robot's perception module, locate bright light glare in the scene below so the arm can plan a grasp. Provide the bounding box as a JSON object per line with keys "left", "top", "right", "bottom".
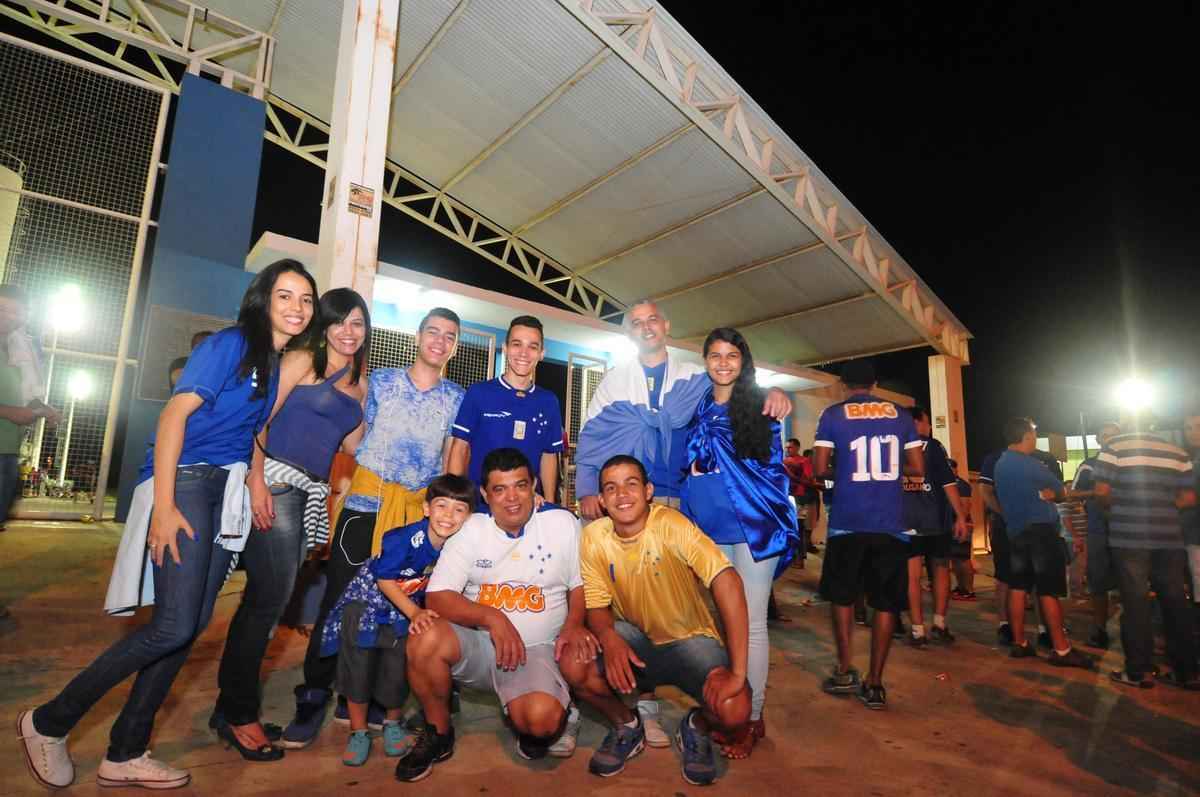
{"left": 48, "top": 284, "right": 86, "bottom": 333}
{"left": 372, "top": 277, "right": 425, "bottom": 311}
{"left": 1113, "top": 377, "right": 1154, "bottom": 412}
{"left": 610, "top": 336, "right": 639, "bottom": 361}
{"left": 756, "top": 367, "right": 778, "bottom": 387}
{"left": 67, "top": 370, "right": 93, "bottom": 400}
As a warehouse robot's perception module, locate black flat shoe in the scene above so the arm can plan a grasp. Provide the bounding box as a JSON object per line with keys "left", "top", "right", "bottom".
{"left": 217, "top": 722, "right": 285, "bottom": 762}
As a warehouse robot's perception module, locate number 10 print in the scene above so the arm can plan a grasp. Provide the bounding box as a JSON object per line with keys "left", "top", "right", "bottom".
{"left": 849, "top": 435, "right": 900, "bottom": 482}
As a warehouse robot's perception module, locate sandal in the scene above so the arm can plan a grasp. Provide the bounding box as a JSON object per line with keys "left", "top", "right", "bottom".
{"left": 715, "top": 718, "right": 765, "bottom": 759}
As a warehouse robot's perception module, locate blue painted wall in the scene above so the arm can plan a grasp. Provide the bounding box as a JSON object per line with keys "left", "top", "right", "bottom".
{"left": 116, "top": 75, "right": 265, "bottom": 519}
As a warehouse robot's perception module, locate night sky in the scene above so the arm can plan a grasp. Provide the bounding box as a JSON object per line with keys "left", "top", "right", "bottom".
{"left": 254, "top": 1, "right": 1200, "bottom": 467}
{"left": 7, "top": 3, "right": 1197, "bottom": 469}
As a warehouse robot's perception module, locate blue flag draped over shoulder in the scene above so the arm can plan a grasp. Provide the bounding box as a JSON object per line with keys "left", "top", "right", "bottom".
{"left": 685, "top": 391, "right": 798, "bottom": 578}
{"left": 574, "top": 368, "right": 709, "bottom": 498}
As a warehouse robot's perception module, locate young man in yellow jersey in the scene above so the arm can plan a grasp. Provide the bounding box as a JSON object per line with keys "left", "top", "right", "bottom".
{"left": 561, "top": 455, "right": 751, "bottom": 787}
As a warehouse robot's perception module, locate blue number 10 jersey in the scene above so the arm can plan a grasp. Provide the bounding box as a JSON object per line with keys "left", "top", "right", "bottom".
{"left": 814, "top": 393, "right": 922, "bottom": 538}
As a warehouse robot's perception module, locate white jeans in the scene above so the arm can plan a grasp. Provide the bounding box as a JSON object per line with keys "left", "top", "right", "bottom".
{"left": 718, "top": 542, "right": 775, "bottom": 720}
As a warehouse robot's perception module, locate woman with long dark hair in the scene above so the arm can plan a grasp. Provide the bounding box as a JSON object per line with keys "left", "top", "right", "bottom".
{"left": 18, "top": 260, "right": 316, "bottom": 790}
{"left": 680, "top": 327, "right": 797, "bottom": 760}
{"left": 209, "top": 288, "right": 370, "bottom": 760}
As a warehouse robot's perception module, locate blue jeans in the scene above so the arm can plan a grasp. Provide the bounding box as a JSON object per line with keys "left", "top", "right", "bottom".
{"left": 1112, "top": 547, "right": 1196, "bottom": 679}
{"left": 0, "top": 452, "right": 20, "bottom": 520}
{"left": 215, "top": 483, "right": 308, "bottom": 724}
{"left": 34, "top": 465, "right": 233, "bottom": 761}
{"left": 599, "top": 621, "right": 728, "bottom": 707}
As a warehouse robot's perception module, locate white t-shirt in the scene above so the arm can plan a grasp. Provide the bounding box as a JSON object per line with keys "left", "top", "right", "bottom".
{"left": 427, "top": 505, "right": 583, "bottom": 648}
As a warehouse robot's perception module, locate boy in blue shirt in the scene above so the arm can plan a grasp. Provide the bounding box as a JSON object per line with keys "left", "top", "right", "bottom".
{"left": 320, "top": 474, "right": 476, "bottom": 766}
{"left": 449, "top": 315, "right": 563, "bottom": 499}
{"left": 994, "top": 418, "right": 1091, "bottom": 668}
{"left": 813, "top": 359, "right": 924, "bottom": 710}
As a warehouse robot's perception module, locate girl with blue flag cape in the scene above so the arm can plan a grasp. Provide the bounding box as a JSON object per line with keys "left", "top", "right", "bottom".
{"left": 680, "top": 327, "right": 798, "bottom": 760}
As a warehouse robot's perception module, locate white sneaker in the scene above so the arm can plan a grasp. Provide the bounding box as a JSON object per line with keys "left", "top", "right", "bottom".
{"left": 548, "top": 705, "right": 580, "bottom": 758}
{"left": 636, "top": 699, "right": 670, "bottom": 749}
{"left": 97, "top": 752, "right": 190, "bottom": 790}
{"left": 17, "top": 709, "right": 74, "bottom": 789}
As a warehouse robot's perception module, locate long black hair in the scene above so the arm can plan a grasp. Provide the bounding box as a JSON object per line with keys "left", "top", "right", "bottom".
{"left": 703, "top": 327, "right": 773, "bottom": 463}
{"left": 236, "top": 259, "right": 317, "bottom": 397}
{"left": 308, "top": 287, "right": 371, "bottom": 386}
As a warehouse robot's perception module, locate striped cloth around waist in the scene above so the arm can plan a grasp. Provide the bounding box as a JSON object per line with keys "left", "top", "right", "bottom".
{"left": 263, "top": 457, "right": 332, "bottom": 550}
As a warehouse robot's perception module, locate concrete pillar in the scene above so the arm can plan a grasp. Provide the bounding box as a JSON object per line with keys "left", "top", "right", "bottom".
{"left": 314, "top": 0, "right": 399, "bottom": 300}
{"left": 0, "top": 162, "right": 22, "bottom": 282}
{"left": 928, "top": 354, "right": 968, "bottom": 476}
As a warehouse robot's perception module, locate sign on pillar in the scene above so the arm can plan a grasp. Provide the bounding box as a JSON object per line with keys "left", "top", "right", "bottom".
{"left": 928, "top": 354, "right": 968, "bottom": 475}
{"left": 314, "top": 0, "right": 399, "bottom": 302}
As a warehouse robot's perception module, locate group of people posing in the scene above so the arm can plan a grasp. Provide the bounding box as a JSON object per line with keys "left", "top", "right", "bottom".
{"left": 18, "top": 263, "right": 803, "bottom": 790}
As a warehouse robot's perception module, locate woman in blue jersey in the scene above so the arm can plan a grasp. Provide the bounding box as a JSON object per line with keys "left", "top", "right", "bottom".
{"left": 680, "top": 327, "right": 797, "bottom": 759}
{"left": 210, "top": 288, "right": 370, "bottom": 760}
{"left": 18, "top": 260, "right": 316, "bottom": 791}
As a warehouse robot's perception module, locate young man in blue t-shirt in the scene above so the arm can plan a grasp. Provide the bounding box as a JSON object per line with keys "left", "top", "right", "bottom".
{"left": 994, "top": 417, "right": 1092, "bottom": 668}
{"left": 449, "top": 316, "right": 563, "bottom": 500}
{"left": 901, "top": 406, "right": 969, "bottom": 648}
{"left": 813, "top": 359, "right": 924, "bottom": 710}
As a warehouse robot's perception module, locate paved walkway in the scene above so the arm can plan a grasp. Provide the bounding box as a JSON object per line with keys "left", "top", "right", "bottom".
{"left": 2, "top": 521, "right": 1197, "bottom": 796}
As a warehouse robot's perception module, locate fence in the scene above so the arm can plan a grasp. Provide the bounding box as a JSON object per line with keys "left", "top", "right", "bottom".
{"left": 0, "top": 33, "right": 168, "bottom": 518}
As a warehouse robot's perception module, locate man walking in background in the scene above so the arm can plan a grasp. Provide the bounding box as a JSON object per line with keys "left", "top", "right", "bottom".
{"left": 1093, "top": 419, "right": 1197, "bottom": 689}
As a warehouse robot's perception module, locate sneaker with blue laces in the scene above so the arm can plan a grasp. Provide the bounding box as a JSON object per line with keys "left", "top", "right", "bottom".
{"left": 587, "top": 714, "right": 645, "bottom": 777}
{"left": 342, "top": 730, "right": 371, "bottom": 767}
{"left": 383, "top": 720, "right": 412, "bottom": 757}
{"left": 674, "top": 708, "right": 716, "bottom": 787}
{"left": 281, "top": 686, "right": 331, "bottom": 749}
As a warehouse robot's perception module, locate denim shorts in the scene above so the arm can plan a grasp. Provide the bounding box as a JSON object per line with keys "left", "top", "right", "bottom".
{"left": 596, "top": 621, "right": 728, "bottom": 704}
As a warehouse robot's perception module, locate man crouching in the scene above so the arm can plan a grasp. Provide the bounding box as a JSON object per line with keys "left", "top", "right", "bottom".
{"left": 562, "top": 455, "right": 752, "bottom": 787}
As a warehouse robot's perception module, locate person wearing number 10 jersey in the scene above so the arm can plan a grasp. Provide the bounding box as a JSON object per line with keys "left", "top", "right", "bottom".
{"left": 812, "top": 359, "right": 923, "bottom": 710}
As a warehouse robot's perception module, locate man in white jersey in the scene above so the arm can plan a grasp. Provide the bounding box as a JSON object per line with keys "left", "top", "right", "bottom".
{"left": 396, "top": 448, "right": 597, "bottom": 782}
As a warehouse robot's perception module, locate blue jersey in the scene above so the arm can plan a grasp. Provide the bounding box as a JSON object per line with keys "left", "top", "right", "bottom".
{"left": 902, "top": 436, "right": 956, "bottom": 534}
{"left": 451, "top": 376, "right": 563, "bottom": 492}
{"left": 814, "top": 393, "right": 921, "bottom": 538}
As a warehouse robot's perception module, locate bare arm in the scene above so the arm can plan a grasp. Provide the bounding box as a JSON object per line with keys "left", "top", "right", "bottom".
{"left": 378, "top": 579, "right": 423, "bottom": 620}
{"left": 540, "top": 451, "right": 559, "bottom": 502}
{"left": 0, "top": 404, "right": 39, "bottom": 425}
{"left": 903, "top": 447, "right": 924, "bottom": 478}
{"left": 812, "top": 446, "right": 832, "bottom": 479}
{"left": 709, "top": 567, "right": 749, "bottom": 680}
{"left": 979, "top": 482, "right": 1003, "bottom": 515}
{"left": 427, "top": 588, "right": 525, "bottom": 669}
{"left": 762, "top": 387, "right": 792, "bottom": 420}
{"left": 148, "top": 392, "right": 205, "bottom": 565}
{"left": 446, "top": 438, "right": 470, "bottom": 478}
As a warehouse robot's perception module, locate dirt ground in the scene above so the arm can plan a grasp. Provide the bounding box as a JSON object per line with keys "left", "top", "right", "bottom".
{"left": 2, "top": 521, "right": 1198, "bottom": 796}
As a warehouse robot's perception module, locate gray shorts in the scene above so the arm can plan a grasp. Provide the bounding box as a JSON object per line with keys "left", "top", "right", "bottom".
{"left": 450, "top": 624, "right": 570, "bottom": 710}
{"left": 336, "top": 602, "right": 409, "bottom": 708}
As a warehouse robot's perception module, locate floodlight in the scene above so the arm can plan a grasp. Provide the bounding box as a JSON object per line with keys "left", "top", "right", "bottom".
{"left": 1113, "top": 377, "right": 1154, "bottom": 412}
{"left": 48, "top": 283, "right": 86, "bottom": 333}
{"left": 67, "top": 370, "right": 93, "bottom": 401}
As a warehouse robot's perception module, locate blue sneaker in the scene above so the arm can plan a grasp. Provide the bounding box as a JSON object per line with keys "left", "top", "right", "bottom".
{"left": 674, "top": 709, "right": 716, "bottom": 786}
{"left": 333, "top": 697, "right": 385, "bottom": 731}
{"left": 588, "top": 714, "right": 645, "bottom": 777}
{"left": 383, "top": 721, "right": 413, "bottom": 757}
{"left": 281, "top": 686, "right": 331, "bottom": 749}
{"left": 342, "top": 730, "right": 371, "bottom": 767}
